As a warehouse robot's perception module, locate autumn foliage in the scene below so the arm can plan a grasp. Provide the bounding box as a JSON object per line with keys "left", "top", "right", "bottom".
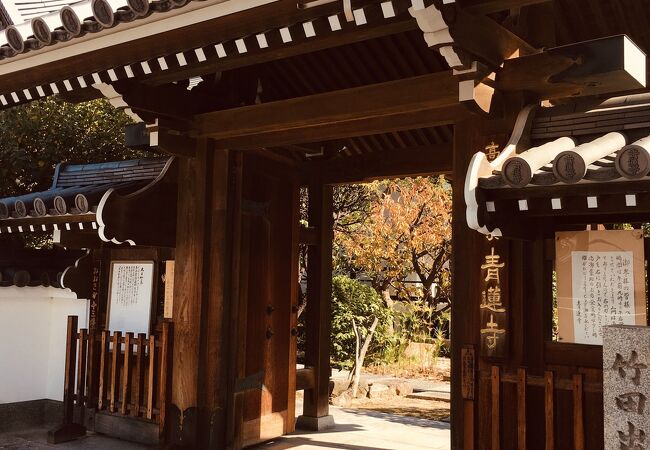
{"left": 336, "top": 176, "right": 452, "bottom": 328}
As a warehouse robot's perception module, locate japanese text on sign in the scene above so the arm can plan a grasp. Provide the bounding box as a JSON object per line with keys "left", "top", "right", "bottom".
{"left": 107, "top": 261, "right": 154, "bottom": 336}
{"left": 572, "top": 251, "right": 635, "bottom": 345}
{"left": 480, "top": 246, "right": 506, "bottom": 352}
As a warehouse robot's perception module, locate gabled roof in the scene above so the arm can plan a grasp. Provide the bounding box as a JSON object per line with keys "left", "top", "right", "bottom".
{"left": 0, "top": 0, "right": 416, "bottom": 111}
{"left": 0, "top": 157, "right": 173, "bottom": 245}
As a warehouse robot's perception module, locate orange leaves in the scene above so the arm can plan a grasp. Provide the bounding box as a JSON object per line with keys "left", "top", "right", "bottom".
{"left": 336, "top": 176, "right": 452, "bottom": 301}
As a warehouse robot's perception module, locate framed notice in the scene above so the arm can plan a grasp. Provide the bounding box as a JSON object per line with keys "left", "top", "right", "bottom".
{"left": 107, "top": 261, "right": 155, "bottom": 336}
{"left": 556, "top": 230, "right": 646, "bottom": 345}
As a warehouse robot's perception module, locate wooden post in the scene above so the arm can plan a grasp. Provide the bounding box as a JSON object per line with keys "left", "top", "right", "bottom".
{"left": 573, "top": 374, "right": 584, "bottom": 450}
{"left": 451, "top": 118, "right": 486, "bottom": 450}
{"left": 517, "top": 368, "right": 527, "bottom": 450}
{"left": 159, "top": 322, "right": 171, "bottom": 437}
{"left": 147, "top": 334, "right": 156, "bottom": 420}
{"left": 47, "top": 316, "right": 86, "bottom": 444}
{"left": 296, "top": 183, "right": 334, "bottom": 430}
{"left": 110, "top": 331, "right": 122, "bottom": 413}
{"left": 98, "top": 330, "right": 109, "bottom": 410}
{"left": 224, "top": 151, "right": 244, "bottom": 450}
{"left": 167, "top": 142, "right": 236, "bottom": 449}
{"left": 64, "top": 316, "right": 78, "bottom": 421}
{"left": 86, "top": 331, "right": 100, "bottom": 409}
{"left": 167, "top": 142, "right": 210, "bottom": 446}
{"left": 491, "top": 366, "right": 500, "bottom": 450}
{"left": 133, "top": 333, "right": 145, "bottom": 417}
{"left": 286, "top": 181, "right": 301, "bottom": 433}
{"left": 77, "top": 328, "right": 88, "bottom": 411}
{"left": 544, "top": 371, "right": 554, "bottom": 450}
{"left": 121, "top": 332, "right": 133, "bottom": 415}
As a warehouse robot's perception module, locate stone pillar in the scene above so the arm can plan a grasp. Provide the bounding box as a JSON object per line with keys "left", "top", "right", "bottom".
{"left": 603, "top": 325, "right": 650, "bottom": 450}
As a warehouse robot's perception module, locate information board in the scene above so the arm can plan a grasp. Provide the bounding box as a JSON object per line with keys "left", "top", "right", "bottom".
{"left": 107, "top": 261, "right": 154, "bottom": 336}
{"left": 556, "top": 230, "right": 646, "bottom": 345}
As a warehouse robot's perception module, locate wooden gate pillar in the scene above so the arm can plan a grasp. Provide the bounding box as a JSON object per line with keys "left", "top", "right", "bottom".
{"left": 166, "top": 141, "right": 238, "bottom": 448}
{"left": 451, "top": 118, "right": 485, "bottom": 450}
{"left": 296, "top": 182, "right": 335, "bottom": 430}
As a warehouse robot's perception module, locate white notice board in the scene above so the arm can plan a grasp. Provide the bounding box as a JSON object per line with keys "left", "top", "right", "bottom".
{"left": 107, "top": 261, "right": 155, "bottom": 336}
{"left": 556, "top": 230, "right": 646, "bottom": 345}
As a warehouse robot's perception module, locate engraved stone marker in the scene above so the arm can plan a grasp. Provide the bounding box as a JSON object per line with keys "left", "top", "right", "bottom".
{"left": 604, "top": 325, "right": 650, "bottom": 449}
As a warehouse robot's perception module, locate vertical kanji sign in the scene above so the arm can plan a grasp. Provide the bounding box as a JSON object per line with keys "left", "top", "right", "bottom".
{"left": 479, "top": 237, "right": 509, "bottom": 358}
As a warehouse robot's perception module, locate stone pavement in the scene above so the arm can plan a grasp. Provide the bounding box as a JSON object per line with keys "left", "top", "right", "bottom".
{"left": 0, "top": 405, "right": 448, "bottom": 450}
{"left": 253, "top": 405, "right": 450, "bottom": 450}
{"left": 0, "top": 428, "right": 150, "bottom": 449}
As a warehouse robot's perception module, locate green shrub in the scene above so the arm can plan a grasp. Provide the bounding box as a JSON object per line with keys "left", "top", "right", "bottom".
{"left": 330, "top": 275, "right": 395, "bottom": 369}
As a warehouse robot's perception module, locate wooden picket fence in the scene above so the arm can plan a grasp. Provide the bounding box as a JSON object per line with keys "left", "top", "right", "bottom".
{"left": 61, "top": 315, "right": 171, "bottom": 437}
{"left": 488, "top": 366, "right": 603, "bottom": 450}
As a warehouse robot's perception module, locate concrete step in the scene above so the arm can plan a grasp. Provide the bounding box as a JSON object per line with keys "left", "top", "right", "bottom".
{"left": 406, "top": 390, "right": 451, "bottom": 402}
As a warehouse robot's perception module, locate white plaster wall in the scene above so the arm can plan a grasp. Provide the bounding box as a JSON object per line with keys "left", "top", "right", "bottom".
{"left": 0, "top": 287, "right": 88, "bottom": 403}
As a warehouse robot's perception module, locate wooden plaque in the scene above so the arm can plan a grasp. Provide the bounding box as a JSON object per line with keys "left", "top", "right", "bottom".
{"left": 163, "top": 260, "right": 175, "bottom": 319}
{"left": 461, "top": 345, "right": 475, "bottom": 400}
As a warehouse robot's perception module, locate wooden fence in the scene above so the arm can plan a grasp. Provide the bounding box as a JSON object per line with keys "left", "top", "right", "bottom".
{"left": 487, "top": 366, "right": 603, "bottom": 450}
{"left": 59, "top": 315, "right": 171, "bottom": 439}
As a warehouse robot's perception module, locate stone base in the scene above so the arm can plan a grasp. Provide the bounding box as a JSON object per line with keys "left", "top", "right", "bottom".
{"left": 295, "top": 414, "right": 335, "bottom": 431}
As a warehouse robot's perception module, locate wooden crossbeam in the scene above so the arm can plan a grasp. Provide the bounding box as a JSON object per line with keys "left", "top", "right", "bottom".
{"left": 299, "top": 142, "right": 453, "bottom": 184}
{"left": 461, "top": 0, "right": 551, "bottom": 15}
{"left": 192, "top": 72, "right": 465, "bottom": 148}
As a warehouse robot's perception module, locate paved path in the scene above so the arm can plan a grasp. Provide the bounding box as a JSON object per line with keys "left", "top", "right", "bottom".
{"left": 0, "top": 429, "right": 149, "bottom": 449}
{"left": 253, "top": 405, "right": 450, "bottom": 450}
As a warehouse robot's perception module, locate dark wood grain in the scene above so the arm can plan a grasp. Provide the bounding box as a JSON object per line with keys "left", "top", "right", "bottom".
{"left": 517, "top": 368, "right": 527, "bottom": 450}
{"left": 133, "top": 333, "right": 145, "bottom": 417}
{"left": 120, "top": 333, "right": 133, "bottom": 416}
{"left": 491, "top": 366, "right": 500, "bottom": 450}
{"left": 545, "top": 371, "right": 554, "bottom": 450}
{"left": 110, "top": 331, "right": 121, "bottom": 414}
{"left": 573, "top": 374, "right": 584, "bottom": 450}
{"left": 192, "top": 73, "right": 463, "bottom": 148}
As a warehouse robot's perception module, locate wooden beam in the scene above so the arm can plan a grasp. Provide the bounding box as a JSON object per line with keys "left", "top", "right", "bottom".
{"left": 299, "top": 142, "right": 453, "bottom": 184}
{"left": 296, "top": 367, "right": 316, "bottom": 391}
{"left": 497, "top": 35, "right": 647, "bottom": 100}
{"left": 448, "top": 7, "right": 537, "bottom": 68}
{"left": 192, "top": 72, "right": 465, "bottom": 148}
{"left": 460, "top": 0, "right": 551, "bottom": 15}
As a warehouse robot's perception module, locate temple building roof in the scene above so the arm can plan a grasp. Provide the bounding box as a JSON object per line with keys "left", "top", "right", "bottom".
{"left": 0, "top": 156, "right": 176, "bottom": 246}
{"left": 465, "top": 93, "right": 650, "bottom": 238}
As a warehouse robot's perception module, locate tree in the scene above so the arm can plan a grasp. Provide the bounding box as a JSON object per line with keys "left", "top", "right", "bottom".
{"left": 297, "top": 184, "right": 375, "bottom": 317}
{"left": 330, "top": 275, "right": 394, "bottom": 369}
{"left": 337, "top": 176, "right": 452, "bottom": 329}
{"left": 0, "top": 97, "right": 145, "bottom": 199}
